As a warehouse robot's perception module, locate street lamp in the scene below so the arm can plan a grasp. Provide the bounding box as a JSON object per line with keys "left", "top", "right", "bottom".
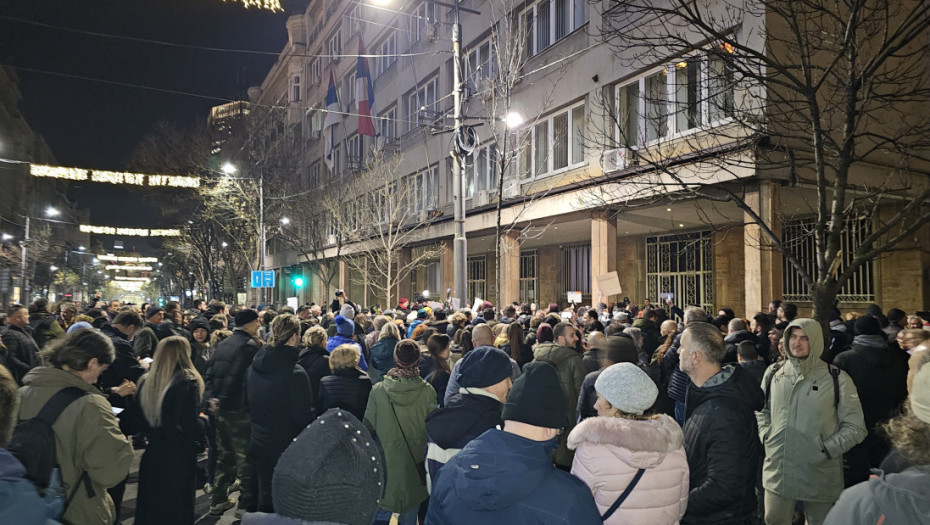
{"left": 1, "top": 233, "right": 12, "bottom": 242}
{"left": 280, "top": 217, "right": 290, "bottom": 226}
{"left": 222, "top": 162, "right": 237, "bottom": 175}
{"left": 504, "top": 111, "right": 525, "bottom": 128}
{"left": 49, "top": 265, "right": 58, "bottom": 271}
{"left": 20, "top": 205, "right": 67, "bottom": 303}
{"left": 46, "top": 207, "right": 60, "bottom": 217}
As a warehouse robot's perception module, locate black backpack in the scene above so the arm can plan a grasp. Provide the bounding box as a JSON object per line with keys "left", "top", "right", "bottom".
{"left": 8, "top": 387, "right": 87, "bottom": 489}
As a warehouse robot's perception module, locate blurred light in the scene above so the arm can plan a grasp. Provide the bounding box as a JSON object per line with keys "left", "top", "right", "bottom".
{"left": 222, "top": 162, "right": 237, "bottom": 175}
{"left": 221, "top": 242, "right": 228, "bottom": 247}
{"left": 78, "top": 245, "right": 85, "bottom": 251}
{"left": 1, "top": 233, "right": 12, "bottom": 241}
{"left": 50, "top": 265, "right": 58, "bottom": 271}
{"left": 46, "top": 206, "right": 60, "bottom": 217}
{"left": 503, "top": 111, "right": 524, "bottom": 128}
{"left": 280, "top": 217, "right": 290, "bottom": 225}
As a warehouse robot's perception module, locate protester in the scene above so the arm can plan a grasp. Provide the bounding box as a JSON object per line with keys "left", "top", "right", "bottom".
{"left": 426, "top": 361, "right": 602, "bottom": 524}
{"left": 363, "top": 339, "right": 436, "bottom": 525}
{"left": 327, "top": 315, "right": 369, "bottom": 371}
{"left": 133, "top": 306, "right": 165, "bottom": 359}
{"left": 297, "top": 325, "right": 331, "bottom": 413}
{"left": 28, "top": 298, "right": 65, "bottom": 349}
{"left": 247, "top": 313, "right": 314, "bottom": 513}
{"left": 424, "top": 333, "right": 452, "bottom": 407}
{"left": 124, "top": 336, "right": 204, "bottom": 524}
{"left": 569, "top": 362, "right": 688, "bottom": 524}
{"left": 370, "top": 322, "right": 401, "bottom": 381}
{"left": 317, "top": 344, "right": 372, "bottom": 420}
{"left": 424, "top": 346, "right": 512, "bottom": 492}
{"left": 1, "top": 305, "right": 40, "bottom": 383}
{"left": 241, "top": 409, "right": 384, "bottom": 525}
{"left": 758, "top": 318, "right": 867, "bottom": 524}
{"left": 18, "top": 328, "right": 133, "bottom": 524}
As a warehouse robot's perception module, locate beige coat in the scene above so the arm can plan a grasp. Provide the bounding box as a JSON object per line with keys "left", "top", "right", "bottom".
{"left": 569, "top": 414, "right": 689, "bottom": 524}
{"left": 19, "top": 366, "right": 133, "bottom": 525}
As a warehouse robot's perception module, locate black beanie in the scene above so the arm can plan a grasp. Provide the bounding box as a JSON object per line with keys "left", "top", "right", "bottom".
{"left": 855, "top": 315, "right": 882, "bottom": 336}
{"left": 502, "top": 361, "right": 565, "bottom": 429}
{"left": 272, "top": 409, "right": 384, "bottom": 525}
{"left": 235, "top": 309, "right": 259, "bottom": 326}
{"left": 605, "top": 334, "right": 638, "bottom": 364}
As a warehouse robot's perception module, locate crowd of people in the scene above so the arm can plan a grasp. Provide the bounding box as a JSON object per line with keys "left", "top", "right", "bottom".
{"left": 0, "top": 291, "right": 928, "bottom": 524}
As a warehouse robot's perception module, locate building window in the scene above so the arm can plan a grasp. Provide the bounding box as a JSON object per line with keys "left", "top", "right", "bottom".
{"left": 407, "top": 77, "right": 438, "bottom": 132}
{"left": 376, "top": 32, "right": 397, "bottom": 78}
{"left": 467, "top": 38, "right": 496, "bottom": 87}
{"left": 416, "top": 260, "right": 442, "bottom": 296}
{"left": 561, "top": 242, "right": 591, "bottom": 296}
{"left": 516, "top": 101, "right": 585, "bottom": 179}
{"left": 309, "top": 162, "right": 321, "bottom": 189}
{"left": 347, "top": 134, "right": 362, "bottom": 170}
{"left": 328, "top": 30, "right": 342, "bottom": 61}
{"left": 309, "top": 104, "right": 323, "bottom": 138}
{"left": 332, "top": 144, "right": 341, "bottom": 175}
{"left": 420, "top": 165, "right": 438, "bottom": 211}
{"left": 520, "top": 250, "right": 538, "bottom": 303}
{"left": 291, "top": 75, "right": 301, "bottom": 102}
{"left": 411, "top": 1, "right": 436, "bottom": 43}
{"left": 782, "top": 216, "right": 874, "bottom": 302}
{"left": 520, "top": 0, "right": 585, "bottom": 57}
{"left": 465, "top": 143, "right": 499, "bottom": 198}
{"left": 646, "top": 231, "right": 714, "bottom": 314}
{"left": 310, "top": 58, "right": 322, "bottom": 85}
{"left": 380, "top": 105, "right": 397, "bottom": 143}
{"left": 467, "top": 255, "right": 487, "bottom": 301}
{"left": 617, "top": 47, "right": 735, "bottom": 147}
{"left": 345, "top": 71, "right": 357, "bottom": 110}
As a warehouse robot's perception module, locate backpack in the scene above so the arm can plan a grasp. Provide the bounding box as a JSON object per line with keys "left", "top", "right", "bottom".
{"left": 763, "top": 361, "right": 840, "bottom": 408}
{"left": 8, "top": 387, "right": 87, "bottom": 490}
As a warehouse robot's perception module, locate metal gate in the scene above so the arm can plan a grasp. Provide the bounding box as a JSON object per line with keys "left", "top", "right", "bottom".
{"left": 646, "top": 231, "right": 714, "bottom": 313}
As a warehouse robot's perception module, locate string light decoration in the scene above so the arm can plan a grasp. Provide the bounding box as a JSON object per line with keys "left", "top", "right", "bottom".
{"left": 105, "top": 265, "right": 153, "bottom": 271}
{"left": 30, "top": 164, "right": 200, "bottom": 188}
{"left": 114, "top": 276, "right": 151, "bottom": 282}
{"left": 224, "top": 0, "right": 282, "bottom": 11}
{"left": 97, "top": 255, "right": 158, "bottom": 263}
{"left": 80, "top": 225, "right": 181, "bottom": 237}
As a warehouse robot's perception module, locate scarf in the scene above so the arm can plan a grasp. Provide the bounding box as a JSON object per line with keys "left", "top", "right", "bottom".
{"left": 386, "top": 366, "right": 420, "bottom": 379}
{"left": 853, "top": 334, "right": 887, "bottom": 349}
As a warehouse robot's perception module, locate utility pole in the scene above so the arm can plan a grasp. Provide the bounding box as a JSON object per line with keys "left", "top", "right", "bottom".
{"left": 19, "top": 216, "right": 29, "bottom": 304}
{"left": 451, "top": 0, "right": 467, "bottom": 310}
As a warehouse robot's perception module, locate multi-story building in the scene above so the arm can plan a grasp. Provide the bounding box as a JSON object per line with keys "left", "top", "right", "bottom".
{"left": 247, "top": 0, "right": 930, "bottom": 317}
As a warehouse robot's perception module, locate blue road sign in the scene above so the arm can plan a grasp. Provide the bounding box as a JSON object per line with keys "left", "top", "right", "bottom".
{"left": 251, "top": 271, "right": 276, "bottom": 288}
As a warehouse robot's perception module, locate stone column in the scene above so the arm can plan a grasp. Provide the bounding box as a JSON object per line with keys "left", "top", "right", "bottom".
{"left": 440, "top": 241, "right": 455, "bottom": 301}
{"left": 744, "top": 181, "right": 782, "bottom": 318}
{"left": 338, "top": 260, "right": 348, "bottom": 293}
{"left": 591, "top": 212, "right": 618, "bottom": 303}
{"left": 499, "top": 230, "right": 521, "bottom": 307}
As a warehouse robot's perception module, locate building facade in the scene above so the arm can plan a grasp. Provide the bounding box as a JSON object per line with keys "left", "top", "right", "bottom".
{"left": 244, "top": 0, "right": 930, "bottom": 317}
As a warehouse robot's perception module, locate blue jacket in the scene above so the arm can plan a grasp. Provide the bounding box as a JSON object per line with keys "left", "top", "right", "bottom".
{"left": 0, "top": 448, "right": 61, "bottom": 524}
{"left": 369, "top": 337, "right": 399, "bottom": 376}
{"left": 407, "top": 319, "right": 424, "bottom": 338}
{"left": 326, "top": 335, "right": 368, "bottom": 371}
{"left": 426, "top": 429, "right": 602, "bottom": 525}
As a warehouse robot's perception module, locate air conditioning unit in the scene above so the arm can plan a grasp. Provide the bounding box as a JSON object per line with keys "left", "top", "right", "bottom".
{"left": 427, "top": 23, "right": 440, "bottom": 42}
{"left": 601, "top": 148, "right": 630, "bottom": 173}
{"left": 417, "top": 209, "right": 428, "bottom": 222}
{"left": 502, "top": 180, "right": 520, "bottom": 199}
{"left": 326, "top": 234, "right": 337, "bottom": 245}
{"left": 474, "top": 189, "right": 490, "bottom": 206}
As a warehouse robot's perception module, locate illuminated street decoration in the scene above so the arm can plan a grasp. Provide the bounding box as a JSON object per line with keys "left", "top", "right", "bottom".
{"left": 224, "top": 0, "right": 282, "bottom": 11}
{"left": 30, "top": 164, "right": 200, "bottom": 188}
{"left": 114, "top": 276, "right": 151, "bottom": 282}
{"left": 80, "top": 225, "right": 182, "bottom": 236}
{"left": 97, "top": 255, "right": 159, "bottom": 263}
{"left": 105, "top": 265, "right": 153, "bottom": 271}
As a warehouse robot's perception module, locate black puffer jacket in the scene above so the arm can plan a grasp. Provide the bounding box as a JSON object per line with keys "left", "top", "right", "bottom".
{"left": 663, "top": 332, "right": 689, "bottom": 406}
{"left": 204, "top": 329, "right": 261, "bottom": 411}
{"left": 682, "top": 365, "right": 763, "bottom": 524}
{"left": 723, "top": 330, "right": 759, "bottom": 364}
{"left": 297, "top": 345, "right": 331, "bottom": 412}
{"left": 98, "top": 323, "right": 146, "bottom": 408}
{"left": 247, "top": 344, "right": 314, "bottom": 462}
{"left": 316, "top": 366, "right": 372, "bottom": 420}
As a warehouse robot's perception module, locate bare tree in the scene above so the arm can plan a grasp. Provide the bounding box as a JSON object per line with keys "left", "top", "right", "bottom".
{"left": 333, "top": 151, "right": 444, "bottom": 307}
{"left": 589, "top": 0, "right": 930, "bottom": 323}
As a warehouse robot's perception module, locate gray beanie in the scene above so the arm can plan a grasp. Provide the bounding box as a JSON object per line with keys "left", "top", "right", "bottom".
{"left": 340, "top": 303, "right": 356, "bottom": 320}
{"left": 594, "top": 362, "right": 658, "bottom": 415}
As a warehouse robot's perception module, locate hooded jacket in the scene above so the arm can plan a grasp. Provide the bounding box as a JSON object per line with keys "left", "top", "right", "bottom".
{"left": 823, "top": 466, "right": 930, "bottom": 525}
{"left": 682, "top": 364, "right": 763, "bottom": 524}
{"left": 424, "top": 389, "right": 503, "bottom": 493}
{"left": 0, "top": 447, "right": 62, "bottom": 524}
{"left": 568, "top": 415, "right": 689, "bottom": 525}
{"left": 369, "top": 336, "right": 399, "bottom": 377}
{"left": 723, "top": 330, "right": 759, "bottom": 364}
{"left": 532, "top": 342, "right": 586, "bottom": 468}
{"left": 426, "top": 429, "right": 602, "bottom": 525}
{"left": 757, "top": 318, "right": 867, "bottom": 502}
{"left": 363, "top": 375, "right": 436, "bottom": 513}
{"left": 28, "top": 312, "right": 64, "bottom": 349}
{"left": 247, "top": 344, "right": 315, "bottom": 462}
{"left": 18, "top": 367, "right": 133, "bottom": 525}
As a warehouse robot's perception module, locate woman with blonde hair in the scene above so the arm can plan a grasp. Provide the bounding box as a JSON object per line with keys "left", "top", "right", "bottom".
{"left": 129, "top": 336, "right": 205, "bottom": 524}
{"left": 316, "top": 343, "right": 372, "bottom": 419}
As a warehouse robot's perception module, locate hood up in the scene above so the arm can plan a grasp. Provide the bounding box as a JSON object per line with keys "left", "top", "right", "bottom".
{"left": 783, "top": 318, "right": 825, "bottom": 376}
{"left": 871, "top": 467, "right": 930, "bottom": 522}
{"left": 251, "top": 344, "right": 299, "bottom": 374}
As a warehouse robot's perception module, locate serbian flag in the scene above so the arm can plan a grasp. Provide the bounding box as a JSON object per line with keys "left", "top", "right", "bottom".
{"left": 323, "top": 70, "right": 340, "bottom": 171}
{"left": 355, "top": 39, "right": 379, "bottom": 137}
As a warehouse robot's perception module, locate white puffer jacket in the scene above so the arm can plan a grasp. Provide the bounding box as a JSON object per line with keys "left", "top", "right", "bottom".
{"left": 568, "top": 414, "right": 689, "bottom": 524}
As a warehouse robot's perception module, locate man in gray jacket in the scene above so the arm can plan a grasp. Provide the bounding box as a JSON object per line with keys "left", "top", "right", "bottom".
{"left": 758, "top": 318, "right": 867, "bottom": 524}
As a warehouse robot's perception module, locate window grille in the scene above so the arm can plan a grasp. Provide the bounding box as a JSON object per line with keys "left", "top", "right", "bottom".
{"left": 520, "top": 250, "right": 538, "bottom": 303}
{"left": 782, "top": 216, "right": 874, "bottom": 302}
{"left": 467, "top": 255, "right": 487, "bottom": 301}
{"left": 646, "top": 231, "right": 714, "bottom": 313}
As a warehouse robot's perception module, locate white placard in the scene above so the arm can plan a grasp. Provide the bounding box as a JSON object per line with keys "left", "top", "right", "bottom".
{"left": 567, "top": 291, "right": 582, "bottom": 304}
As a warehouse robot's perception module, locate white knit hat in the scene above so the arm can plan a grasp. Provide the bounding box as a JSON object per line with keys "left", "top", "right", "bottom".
{"left": 594, "top": 362, "right": 658, "bottom": 415}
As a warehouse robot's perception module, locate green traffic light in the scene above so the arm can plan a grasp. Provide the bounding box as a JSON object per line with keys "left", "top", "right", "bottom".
{"left": 294, "top": 276, "right": 304, "bottom": 288}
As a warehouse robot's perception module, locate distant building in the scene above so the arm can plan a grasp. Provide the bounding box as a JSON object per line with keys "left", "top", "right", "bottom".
{"left": 207, "top": 101, "right": 250, "bottom": 158}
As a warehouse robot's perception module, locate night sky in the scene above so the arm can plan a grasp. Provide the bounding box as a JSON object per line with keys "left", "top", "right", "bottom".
{"left": 1, "top": 0, "right": 289, "bottom": 224}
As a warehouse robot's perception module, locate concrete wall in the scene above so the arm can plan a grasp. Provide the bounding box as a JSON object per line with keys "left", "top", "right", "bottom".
{"left": 713, "top": 227, "right": 746, "bottom": 316}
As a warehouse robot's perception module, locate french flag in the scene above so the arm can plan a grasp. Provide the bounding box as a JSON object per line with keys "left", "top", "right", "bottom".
{"left": 355, "top": 39, "right": 379, "bottom": 137}
{"left": 323, "top": 70, "right": 340, "bottom": 171}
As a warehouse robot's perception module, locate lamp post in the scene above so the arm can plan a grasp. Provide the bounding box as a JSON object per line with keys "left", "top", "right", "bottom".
{"left": 223, "top": 162, "right": 265, "bottom": 305}
{"left": 19, "top": 206, "right": 62, "bottom": 304}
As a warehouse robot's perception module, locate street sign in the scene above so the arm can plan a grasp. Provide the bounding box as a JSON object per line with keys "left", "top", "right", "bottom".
{"left": 250, "top": 270, "right": 276, "bottom": 288}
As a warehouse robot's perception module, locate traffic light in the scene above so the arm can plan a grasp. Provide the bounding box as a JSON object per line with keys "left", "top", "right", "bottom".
{"left": 293, "top": 276, "right": 305, "bottom": 288}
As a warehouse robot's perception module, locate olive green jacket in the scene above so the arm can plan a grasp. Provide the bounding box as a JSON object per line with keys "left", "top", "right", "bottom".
{"left": 364, "top": 374, "right": 436, "bottom": 513}
{"left": 19, "top": 367, "right": 134, "bottom": 525}
{"left": 533, "top": 342, "right": 586, "bottom": 469}
{"left": 757, "top": 318, "right": 867, "bottom": 502}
